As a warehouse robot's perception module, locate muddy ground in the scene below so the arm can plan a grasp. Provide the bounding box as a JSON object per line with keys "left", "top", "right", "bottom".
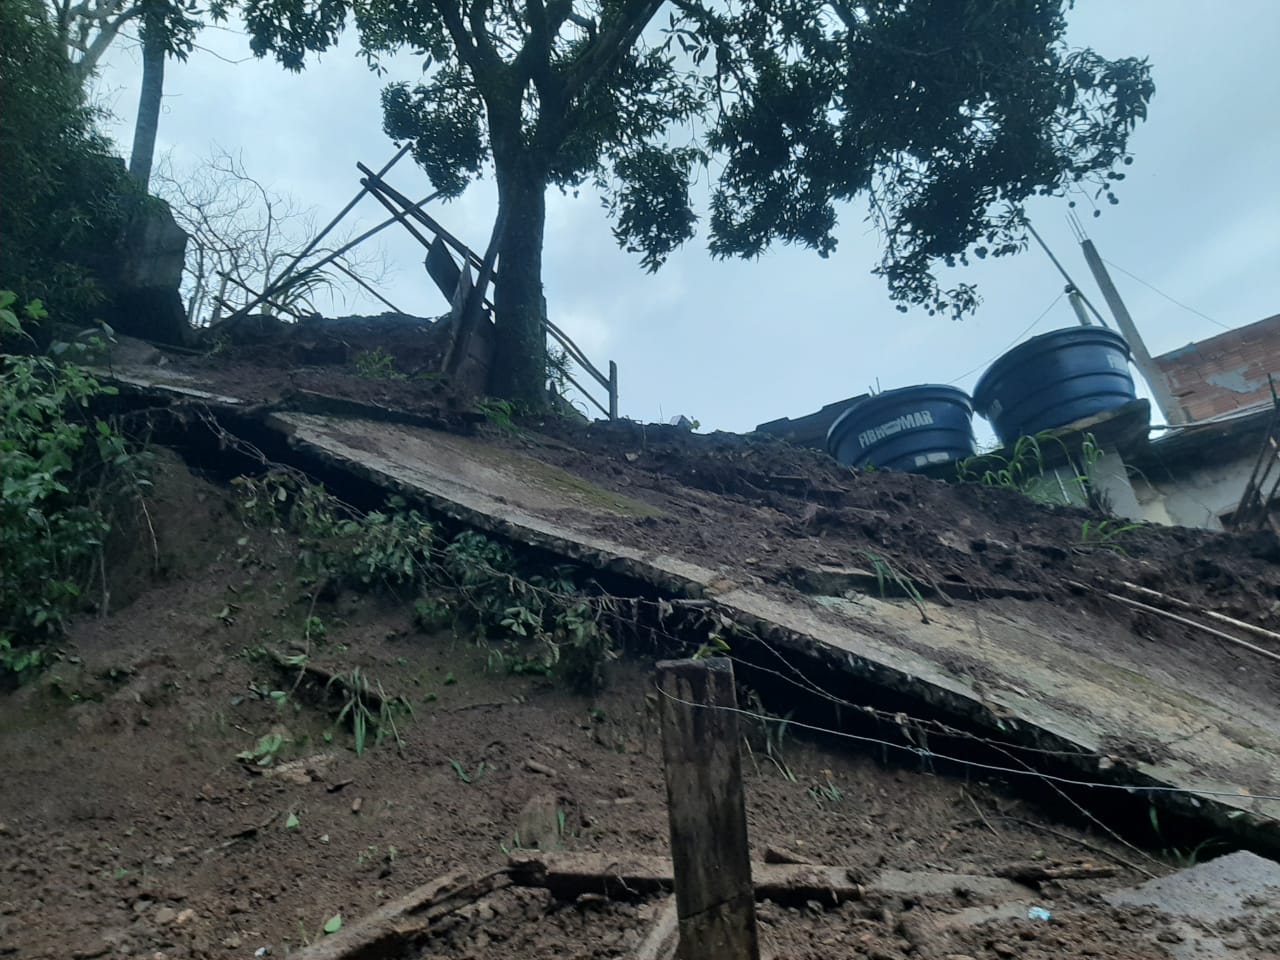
{"left": 156, "top": 320, "right": 1280, "bottom": 630}
{"left": 139, "top": 323, "right": 1280, "bottom": 728}
{"left": 0, "top": 455, "right": 1222, "bottom": 960}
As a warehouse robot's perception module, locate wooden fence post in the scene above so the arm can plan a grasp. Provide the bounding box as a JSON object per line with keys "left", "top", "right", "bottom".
{"left": 656, "top": 658, "right": 760, "bottom": 960}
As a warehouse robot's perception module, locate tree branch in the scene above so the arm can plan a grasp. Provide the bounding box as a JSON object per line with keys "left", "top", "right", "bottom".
{"left": 430, "top": 0, "right": 488, "bottom": 78}
{"left": 73, "top": 3, "right": 142, "bottom": 78}
{"left": 561, "top": 0, "right": 665, "bottom": 108}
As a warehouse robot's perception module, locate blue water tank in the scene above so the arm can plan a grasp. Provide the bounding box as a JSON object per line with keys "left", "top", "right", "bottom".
{"left": 826, "top": 385, "right": 976, "bottom": 472}
{"left": 973, "top": 327, "right": 1135, "bottom": 447}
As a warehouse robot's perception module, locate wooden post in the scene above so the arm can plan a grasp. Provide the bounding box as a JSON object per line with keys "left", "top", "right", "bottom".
{"left": 656, "top": 658, "right": 760, "bottom": 960}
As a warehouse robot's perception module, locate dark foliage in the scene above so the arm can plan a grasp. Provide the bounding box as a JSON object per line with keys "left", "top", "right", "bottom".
{"left": 226, "top": 0, "right": 1153, "bottom": 399}
{"left": 0, "top": 0, "right": 141, "bottom": 319}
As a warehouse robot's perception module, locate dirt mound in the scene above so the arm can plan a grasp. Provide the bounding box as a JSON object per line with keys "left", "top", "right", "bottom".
{"left": 149, "top": 325, "right": 1280, "bottom": 640}
{"left": 518, "top": 418, "right": 1280, "bottom": 630}
{"left": 0, "top": 456, "right": 1187, "bottom": 960}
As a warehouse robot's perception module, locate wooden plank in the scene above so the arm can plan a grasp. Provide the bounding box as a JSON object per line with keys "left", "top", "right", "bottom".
{"left": 506, "top": 851, "right": 863, "bottom": 905}
{"left": 632, "top": 896, "right": 678, "bottom": 960}
{"left": 656, "top": 658, "right": 760, "bottom": 960}
{"left": 425, "top": 235, "right": 462, "bottom": 304}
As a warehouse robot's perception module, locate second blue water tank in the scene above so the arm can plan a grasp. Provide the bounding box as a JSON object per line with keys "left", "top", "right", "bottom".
{"left": 973, "top": 327, "right": 1136, "bottom": 446}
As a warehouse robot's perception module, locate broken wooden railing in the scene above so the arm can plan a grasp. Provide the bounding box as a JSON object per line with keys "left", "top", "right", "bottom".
{"left": 217, "top": 146, "right": 619, "bottom": 420}
{"left": 357, "top": 163, "right": 619, "bottom": 420}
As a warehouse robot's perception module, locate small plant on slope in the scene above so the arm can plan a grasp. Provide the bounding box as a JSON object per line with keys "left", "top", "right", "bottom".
{"left": 1, "top": 292, "right": 149, "bottom": 669}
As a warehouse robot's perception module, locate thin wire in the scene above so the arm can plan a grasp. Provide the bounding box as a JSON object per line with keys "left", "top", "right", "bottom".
{"left": 723, "top": 645, "right": 1176, "bottom": 866}
{"left": 946, "top": 292, "right": 1065, "bottom": 386}
{"left": 655, "top": 687, "right": 1280, "bottom": 808}
{"left": 1101, "top": 259, "right": 1233, "bottom": 332}
{"left": 723, "top": 620, "right": 1104, "bottom": 761}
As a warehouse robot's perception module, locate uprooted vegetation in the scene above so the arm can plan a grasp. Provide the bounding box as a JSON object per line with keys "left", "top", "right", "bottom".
{"left": 228, "top": 467, "right": 632, "bottom": 694}
{"left": 0, "top": 293, "right": 152, "bottom": 674}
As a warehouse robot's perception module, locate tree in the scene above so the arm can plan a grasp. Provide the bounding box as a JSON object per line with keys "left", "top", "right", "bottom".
{"left": 151, "top": 147, "right": 389, "bottom": 325}
{"left": 230, "top": 0, "right": 1153, "bottom": 408}
{"left": 0, "top": 0, "right": 140, "bottom": 317}
{"left": 46, "top": 0, "right": 202, "bottom": 188}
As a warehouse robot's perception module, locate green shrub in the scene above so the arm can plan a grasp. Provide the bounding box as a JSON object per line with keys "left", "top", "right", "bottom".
{"left": 0, "top": 292, "right": 148, "bottom": 660}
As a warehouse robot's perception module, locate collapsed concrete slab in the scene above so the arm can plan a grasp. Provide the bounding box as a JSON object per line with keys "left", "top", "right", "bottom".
{"left": 100, "top": 367, "right": 1280, "bottom": 857}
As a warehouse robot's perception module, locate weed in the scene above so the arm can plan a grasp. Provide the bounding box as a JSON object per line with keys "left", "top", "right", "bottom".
{"left": 957, "top": 430, "right": 1106, "bottom": 508}
{"left": 806, "top": 770, "right": 843, "bottom": 805}
{"left": 449, "top": 758, "right": 486, "bottom": 783}
{"left": 1, "top": 292, "right": 150, "bottom": 663}
{"left": 413, "top": 596, "right": 454, "bottom": 632}
{"left": 0, "top": 637, "right": 45, "bottom": 677}
{"left": 692, "top": 635, "right": 731, "bottom": 660}
{"left": 744, "top": 693, "right": 797, "bottom": 782}
{"left": 236, "top": 732, "right": 285, "bottom": 766}
{"left": 233, "top": 476, "right": 619, "bottom": 694}
{"left": 354, "top": 347, "right": 405, "bottom": 380}
{"left": 329, "top": 668, "right": 412, "bottom": 756}
{"left": 1079, "top": 519, "right": 1141, "bottom": 554}
{"left": 862, "top": 551, "right": 928, "bottom": 622}
{"left": 477, "top": 397, "right": 516, "bottom": 432}
{"left": 1148, "top": 805, "right": 1227, "bottom": 867}
{"left": 303, "top": 616, "right": 326, "bottom": 641}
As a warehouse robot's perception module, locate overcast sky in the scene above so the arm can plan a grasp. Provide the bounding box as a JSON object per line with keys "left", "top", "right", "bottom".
{"left": 93, "top": 1, "right": 1280, "bottom": 433}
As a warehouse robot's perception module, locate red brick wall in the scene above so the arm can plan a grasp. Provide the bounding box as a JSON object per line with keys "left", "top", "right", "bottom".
{"left": 1154, "top": 313, "right": 1280, "bottom": 422}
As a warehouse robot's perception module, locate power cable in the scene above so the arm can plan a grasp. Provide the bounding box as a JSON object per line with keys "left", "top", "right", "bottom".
{"left": 1101, "top": 258, "right": 1234, "bottom": 332}
{"left": 946, "top": 291, "right": 1064, "bottom": 386}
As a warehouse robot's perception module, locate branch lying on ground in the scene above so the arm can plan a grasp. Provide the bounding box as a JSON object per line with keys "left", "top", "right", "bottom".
{"left": 1069, "top": 580, "right": 1280, "bottom": 665}
{"left": 291, "top": 869, "right": 508, "bottom": 960}
{"left": 992, "top": 860, "right": 1117, "bottom": 883}
{"left": 1105, "top": 577, "right": 1280, "bottom": 646}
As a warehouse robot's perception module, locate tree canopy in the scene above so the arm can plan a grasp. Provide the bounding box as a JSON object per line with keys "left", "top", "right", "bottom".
{"left": 1, "top": 0, "right": 141, "bottom": 317}
{"left": 229, "top": 0, "right": 1153, "bottom": 405}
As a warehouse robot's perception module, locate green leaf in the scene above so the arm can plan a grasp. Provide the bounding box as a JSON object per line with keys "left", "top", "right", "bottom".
{"left": 322, "top": 913, "right": 343, "bottom": 934}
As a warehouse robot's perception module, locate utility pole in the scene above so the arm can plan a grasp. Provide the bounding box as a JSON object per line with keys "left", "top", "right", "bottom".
{"left": 1067, "top": 285, "right": 1092, "bottom": 327}
{"left": 1079, "top": 239, "right": 1188, "bottom": 425}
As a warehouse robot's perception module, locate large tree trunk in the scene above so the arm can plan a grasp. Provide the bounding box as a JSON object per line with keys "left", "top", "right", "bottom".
{"left": 487, "top": 154, "right": 549, "bottom": 410}
{"left": 129, "top": 4, "right": 166, "bottom": 190}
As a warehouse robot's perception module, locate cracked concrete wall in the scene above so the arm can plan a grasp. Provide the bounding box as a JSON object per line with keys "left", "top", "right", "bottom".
{"left": 1119, "top": 453, "right": 1257, "bottom": 530}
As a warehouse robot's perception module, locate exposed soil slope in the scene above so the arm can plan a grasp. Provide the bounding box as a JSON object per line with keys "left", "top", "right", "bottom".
{"left": 0, "top": 456, "right": 1203, "bottom": 960}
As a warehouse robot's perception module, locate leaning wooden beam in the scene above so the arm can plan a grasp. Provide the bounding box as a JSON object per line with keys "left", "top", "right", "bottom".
{"left": 254, "top": 143, "right": 412, "bottom": 315}
{"left": 506, "top": 851, "right": 863, "bottom": 906}
{"left": 1107, "top": 578, "right": 1280, "bottom": 647}
{"left": 1069, "top": 581, "right": 1280, "bottom": 666}
{"left": 291, "top": 869, "right": 507, "bottom": 960}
